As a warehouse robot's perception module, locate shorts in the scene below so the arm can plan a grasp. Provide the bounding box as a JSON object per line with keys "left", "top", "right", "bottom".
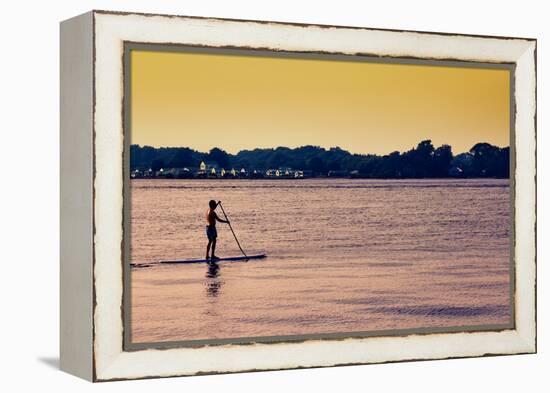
{"left": 206, "top": 225, "right": 217, "bottom": 241}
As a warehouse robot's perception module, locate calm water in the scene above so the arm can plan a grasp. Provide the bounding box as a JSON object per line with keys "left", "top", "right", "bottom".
{"left": 130, "top": 178, "right": 511, "bottom": 343}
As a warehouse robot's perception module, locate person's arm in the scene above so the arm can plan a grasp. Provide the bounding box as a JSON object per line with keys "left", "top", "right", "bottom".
{"left": 214, "top": 212, "right": 229, "bottom": 224}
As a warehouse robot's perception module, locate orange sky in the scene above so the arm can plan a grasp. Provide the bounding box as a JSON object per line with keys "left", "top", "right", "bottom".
{"left": 130, "top": 49, "right": 510, "bottom": 155}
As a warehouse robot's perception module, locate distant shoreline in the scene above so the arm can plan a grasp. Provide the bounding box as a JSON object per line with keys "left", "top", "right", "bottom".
{"left": 130, "top": 141, "right": 510, "bottom": 180}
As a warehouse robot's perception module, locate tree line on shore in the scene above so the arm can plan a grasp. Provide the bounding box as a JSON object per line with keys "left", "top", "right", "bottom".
{"left": 130, "top": 140, "right": 510, "bottom": 178}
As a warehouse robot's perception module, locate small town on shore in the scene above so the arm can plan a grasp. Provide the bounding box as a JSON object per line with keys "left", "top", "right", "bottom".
{"left": 131, "top": 161, "right": 319, "bottom": 179}
{"left": 129, "top": 160, "right": 484, "bottom": 179}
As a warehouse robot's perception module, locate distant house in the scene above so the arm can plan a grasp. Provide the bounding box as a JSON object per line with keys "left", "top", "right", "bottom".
{"left": 250, "top": 169, "right": 263, "bottom": 179}
{"left": 176, "top": 167, "right": 193, "bottom": 178}
{"left": 265, "top": 167, "right": 297, "bottom": 179}
{"left": 143, "top": 169, "right": 154, "bottom": 178}
{"left": 196, "top": 161, "right": 208, "bottom": 178}
{"left": 196, "top": 161, "right": 222, "bottom": 178}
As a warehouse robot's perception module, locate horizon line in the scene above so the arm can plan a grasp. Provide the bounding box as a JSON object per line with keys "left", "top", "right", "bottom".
{"left": 130, "top": 141, "right": 511, "bottom": 156}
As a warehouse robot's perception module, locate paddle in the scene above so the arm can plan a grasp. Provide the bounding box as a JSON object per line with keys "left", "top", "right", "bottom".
{"left": 217, "top": 201, "right": 248, "bottom": 260}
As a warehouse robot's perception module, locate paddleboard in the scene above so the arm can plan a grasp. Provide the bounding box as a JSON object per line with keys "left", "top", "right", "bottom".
{"left": 131, "top": 253, "right": 267, "bottom": 267}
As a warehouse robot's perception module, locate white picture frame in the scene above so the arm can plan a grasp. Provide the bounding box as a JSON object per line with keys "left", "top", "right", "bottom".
{"left": 60, "top": 10, "right": 536, "bottom": 381}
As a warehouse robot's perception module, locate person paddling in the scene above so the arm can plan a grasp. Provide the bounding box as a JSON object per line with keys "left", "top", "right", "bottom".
{"left": 205, "top": 200, "right": 230, "bottom": 261}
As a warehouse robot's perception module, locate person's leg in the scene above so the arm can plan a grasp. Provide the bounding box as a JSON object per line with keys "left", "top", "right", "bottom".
{"left": 211, "top": 239, "right": 218, "bottom": 259}
{"left": 206, "top": 239, "right": 212, "bottom": 259}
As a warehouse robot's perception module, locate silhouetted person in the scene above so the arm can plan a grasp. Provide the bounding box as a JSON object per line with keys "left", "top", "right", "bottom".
{"left": 205, "top": 200, "right": 229, "bottom": 260}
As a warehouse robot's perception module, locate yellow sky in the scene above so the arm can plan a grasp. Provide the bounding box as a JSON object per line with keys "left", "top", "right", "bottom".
{"left": 130, "top": 49, "right": 510, "bottom": 155}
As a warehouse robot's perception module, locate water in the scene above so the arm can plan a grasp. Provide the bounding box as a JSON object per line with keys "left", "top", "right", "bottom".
{"left": 130, "top": 178, "right": 511, "bottom": 343}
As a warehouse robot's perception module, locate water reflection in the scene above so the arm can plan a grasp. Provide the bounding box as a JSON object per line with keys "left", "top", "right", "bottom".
{"left": 205, "top": 262, "right": 223, "bottom": 297}
{"left": 131, "top": 179, "right": 511, "bottom": 342}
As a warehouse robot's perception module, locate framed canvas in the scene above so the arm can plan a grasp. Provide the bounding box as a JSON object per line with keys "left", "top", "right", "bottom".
{"left": 60, "top": 10, "right": 537, "bottom": 382}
